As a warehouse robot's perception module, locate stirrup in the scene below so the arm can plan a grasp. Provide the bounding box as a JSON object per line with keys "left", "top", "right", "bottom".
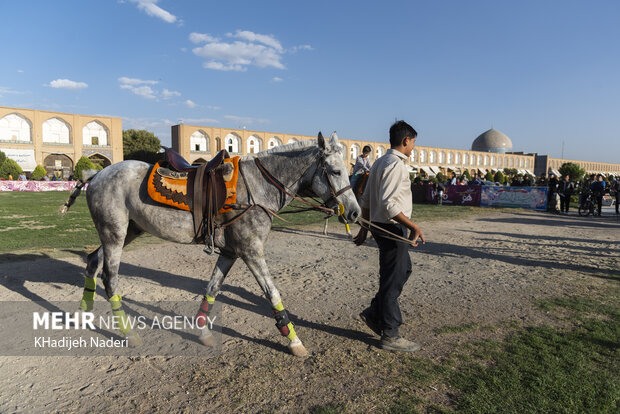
{"left": 203, "top": 233, "right": 215, "bottom": 255}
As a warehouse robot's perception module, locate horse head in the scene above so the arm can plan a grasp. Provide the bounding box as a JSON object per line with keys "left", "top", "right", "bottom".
{"left": 311, "top": 131, "right": 361, "bottom": 224}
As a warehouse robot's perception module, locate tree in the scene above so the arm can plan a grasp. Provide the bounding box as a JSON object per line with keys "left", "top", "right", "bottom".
{"left": 503, "top": 168, "right": 517, "bottom": 177}
{"left": 31, "top": 165, "right": 47, "bottom": 180}
{"left": 436, "top": 172, "right": 446, "bottom": 183}
{"left": 0, "top": 158, "right": 23, "bottom": 179}
{"left": 74, "top": 156, "right": 95, "bottom": 181}
{"left": 463, "top": 170, "right": 472, "bottom": 180}
{"left": 558, "top": 162, "right": 586, "bottom": 182}
{"left": 123, "top": 129, "right": 161, "bottom": 162}
{"left": 494, "top": 170, "right": 505, "bottom": 184}
{"left": 485, "top": 171, "right": 494, "bottom": 182}
{"left": 0, "top": 151, "right": 6, "bottom": 167}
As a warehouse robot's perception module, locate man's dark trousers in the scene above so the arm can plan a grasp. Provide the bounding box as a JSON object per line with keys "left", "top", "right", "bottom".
{"left": 560, "top": 195, "right": 570, "bottom": 213}
{"left": 369, "top": 222, "right": 412, "bottom": 338}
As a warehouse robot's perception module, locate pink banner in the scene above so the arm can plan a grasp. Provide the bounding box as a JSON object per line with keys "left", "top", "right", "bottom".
{"left": 444, "top": 185, "right": 482, "bottom": 206}
{"left": 0, "top": 181, "right": 79, "bottom": 192}
{"left": 425, "top": 184, "right": 482, "bottom": 205}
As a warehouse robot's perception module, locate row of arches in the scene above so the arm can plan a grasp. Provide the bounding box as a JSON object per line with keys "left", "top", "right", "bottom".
{"left": 547, "top": 158, "right": 618, "bottom": 174}
{"left": 0, "top": 113, "right": 109, "bottom": 146}
{"left": 34, "top": 153, "right": 112, "bottom": 179}
{"left": 409, "top": 149, "right": 531, "bottom": 169}
{"left": 189, "top": 130, "right": 300, "bottom": 154}
{"left": 347, "top": 144, "right": 386, "bottom": 161}
{"left": 183, "top": 129, "right": 537, "bottom": 170}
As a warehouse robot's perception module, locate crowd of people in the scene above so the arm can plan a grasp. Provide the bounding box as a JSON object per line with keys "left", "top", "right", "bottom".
{"left": 351, "top": 159, "right": 619, "bottom": 215}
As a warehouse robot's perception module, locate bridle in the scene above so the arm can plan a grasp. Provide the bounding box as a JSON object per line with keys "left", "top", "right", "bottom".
{"left": 317, "top": 154, "right": 352, "bottom": 210}
{"left": 254, "top": 149, "right": 351, "bottom": 216}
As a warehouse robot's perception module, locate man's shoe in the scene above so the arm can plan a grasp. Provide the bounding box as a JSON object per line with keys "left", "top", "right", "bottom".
{"left": 380, "top": 335, "right": 421, "bottom": 352}
{"left": 359, "top": 309, "right": 382, "bottom": 337}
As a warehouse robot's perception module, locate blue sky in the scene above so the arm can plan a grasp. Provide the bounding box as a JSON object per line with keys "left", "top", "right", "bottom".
{"left": 1, "top": 0, "right": 618, "bottom": 163}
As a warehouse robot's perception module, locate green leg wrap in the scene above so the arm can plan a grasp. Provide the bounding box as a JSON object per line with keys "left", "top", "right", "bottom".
{"left": 79, "top": 276, "right": 97, "bottom": 311}
{"left": 285, "top": 322, "right": 297, "bottom": 341}
{"left": 273, "top": 301, "right": 297, "bottom": 341}
{"left": 109, "top": 294, "right": 131, "bottom": 335}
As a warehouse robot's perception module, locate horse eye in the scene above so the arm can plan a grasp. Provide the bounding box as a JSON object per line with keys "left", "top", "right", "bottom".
{"left": 333, "top": 170, "right": 342, "bottom": 176}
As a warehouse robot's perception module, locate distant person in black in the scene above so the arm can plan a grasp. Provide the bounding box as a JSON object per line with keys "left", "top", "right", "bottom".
{"left": 547, "top": 174, "right": 559, "bottom": 212}
{"left": 612, "top": 178, "right": 620, "bottom": 215}
{"left": 590, "top": 174, "right": 606, "bottom": 216}
{"left": 558, "top": 175, "right": 574, "bottom": 214}
{"left": 523, "top": 174, "right": 533, "bottom": 186}
{"left": 537, "top": 174, "right": 547, "bottom": 187}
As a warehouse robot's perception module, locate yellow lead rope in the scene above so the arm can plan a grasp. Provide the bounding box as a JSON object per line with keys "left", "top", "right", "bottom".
{"left": 356, "top": 216, "right": 417, "bottom": 245}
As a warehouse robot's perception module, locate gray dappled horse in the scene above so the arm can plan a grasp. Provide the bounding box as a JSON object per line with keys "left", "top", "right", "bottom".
{"left": 65, "top": 133, "right": 360, "bottom": 357}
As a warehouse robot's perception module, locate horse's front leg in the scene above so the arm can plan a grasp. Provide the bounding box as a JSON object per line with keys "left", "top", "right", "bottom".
{"left": 242, "top": 252, "right": 308, "bottom": 357}
{"left": 195, "top": 254, "right": 236, "bottom": 346}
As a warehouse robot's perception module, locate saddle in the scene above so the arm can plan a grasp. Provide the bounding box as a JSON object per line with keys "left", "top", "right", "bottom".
{"left": 147, "top": 147, "right": 240, "bottom": 246}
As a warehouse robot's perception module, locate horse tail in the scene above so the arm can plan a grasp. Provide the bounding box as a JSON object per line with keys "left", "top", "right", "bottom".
{"left": 58, "top": 170, "right": 98, "bottom": 215}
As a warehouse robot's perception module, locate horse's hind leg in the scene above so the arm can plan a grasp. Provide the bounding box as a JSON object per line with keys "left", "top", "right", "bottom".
{"left": 95, "top": 220, "right": 142, "bottom": 346}
{"left": 196, "top": 254, "right": 236, "bottom": 346}
{"left": 242, "top": 252, "right": 308, "bottom": 357}
{"left": 79, "top": 222, "right": 143, "bottom": 311}
{"left": 79, "top": 248, "right": 104, "bottom": 311}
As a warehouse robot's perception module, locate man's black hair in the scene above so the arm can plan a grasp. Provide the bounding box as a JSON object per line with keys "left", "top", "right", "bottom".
{"left": 389, "top": 120, "right": 417, "bottom": 148}
{"left": 362, "top": 145, "right": 372, "bottom": 153}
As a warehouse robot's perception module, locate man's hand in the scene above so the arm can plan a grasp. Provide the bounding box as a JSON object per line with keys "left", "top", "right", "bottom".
{"left": 353, "top": 227, "right": 368, "bottom": 246}
{"left": 408, "top": 224, "right": 425, "bottom": 247}
{"left": 392, "top": 212, "right": 426, "bottom": 248}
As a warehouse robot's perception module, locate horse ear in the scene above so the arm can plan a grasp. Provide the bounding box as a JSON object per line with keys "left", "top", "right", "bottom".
{"left": 317, "top": 132, "right": 325, "bottom": 149}
{"left": 330, "top": 131, "right": 338, "bottom": 146}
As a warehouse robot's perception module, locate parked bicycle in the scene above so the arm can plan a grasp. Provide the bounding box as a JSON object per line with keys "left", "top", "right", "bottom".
{"left": 578, "top": 192, "right": 595, "bottom": 216}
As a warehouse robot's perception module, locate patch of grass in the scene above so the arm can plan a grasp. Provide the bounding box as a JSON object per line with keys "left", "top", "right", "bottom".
{"left": 435, "top": 323, "right": 479, "bottom": 334}
{"left": 309, "top": 403, "right": 346, "bottom": 414}
{"left": 403, "top": 356, "right": 450, "bottom": 384}
{"left": 449, "top": 298, "right": 619, "bottom": 413}
{"left": 538, "top": 296, "right": 620, "bottom": 319}
{"left": 410, "top": 205, "right": 494, "bottom": 222}
{"left": 272, "top": 201, "right": 492, "bottom": 228}
{"left": 0, "top": 192, "right": 161, "bottom": 256}
{"left": 271, "top": 200, "right": 329, "bottom": 227}
{"left": 389, "top": 297, "right": 619, "bottom": 413}
{"left": 387, "top": 398, "right": 423, "bottom": 414}
{"left": 0, "top": 192, "right": 101, "bottom": 252}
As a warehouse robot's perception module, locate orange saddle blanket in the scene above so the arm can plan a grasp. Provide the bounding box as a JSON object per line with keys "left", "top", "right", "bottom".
{"left": 147, "top": 156, "right": 240, "bottom": 214}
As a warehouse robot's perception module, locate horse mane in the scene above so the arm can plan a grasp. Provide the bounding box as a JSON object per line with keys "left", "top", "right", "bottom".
{"left": 241, "top": 138, "right": 342, "bottom": 161}
{"left": 259, "top": 140, "right": 316, "bottom": 155}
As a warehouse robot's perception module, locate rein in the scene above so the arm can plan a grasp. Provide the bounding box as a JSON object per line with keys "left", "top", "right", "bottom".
{"left": 356, "top": 216, "right": 418, "bottom": 246}
{"left": 207, "top": 148, "right": 354, "bottom": 254}
{"left": 254, "top": 155, "right": 339, "bottom": 215}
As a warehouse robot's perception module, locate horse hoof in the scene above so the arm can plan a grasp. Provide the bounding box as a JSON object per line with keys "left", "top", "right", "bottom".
{"left": 199, "top": 330, "right": 215, "bottom": 347}
{"left": 289, "top": 343, "right": 308, "bottom": 357}
{"left": 127, "top": 333, "right": 143, "bottom": 347}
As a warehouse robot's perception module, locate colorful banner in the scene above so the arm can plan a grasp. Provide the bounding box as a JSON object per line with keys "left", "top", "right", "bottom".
{"left": 443, "top": 185, "right": 482, "bottom": 206}
{"left": 0, "top": 181, "right": 79, "bottom": 192}
{"left": 480, "top": 186, "right": 548, "bottom": 210}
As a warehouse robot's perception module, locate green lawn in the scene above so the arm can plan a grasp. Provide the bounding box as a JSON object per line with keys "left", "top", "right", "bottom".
{"left": 385, "top": 295, "right": 620, "bottom": 413}
{"left": 272, "top": 200, "right": 492, "bottom": 228}
{"left": 0, "top": 191, "right": 101, "bottom": 253}
{"left": 0, "top": 192, "right": 488, "bottom": 255}
{"left": 0, "top": 191, "right": 162, "bottom": 257}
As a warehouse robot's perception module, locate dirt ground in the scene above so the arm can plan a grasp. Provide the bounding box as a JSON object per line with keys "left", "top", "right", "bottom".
{"left": 0, "top": 209, "right": 618, "bottom": 413}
